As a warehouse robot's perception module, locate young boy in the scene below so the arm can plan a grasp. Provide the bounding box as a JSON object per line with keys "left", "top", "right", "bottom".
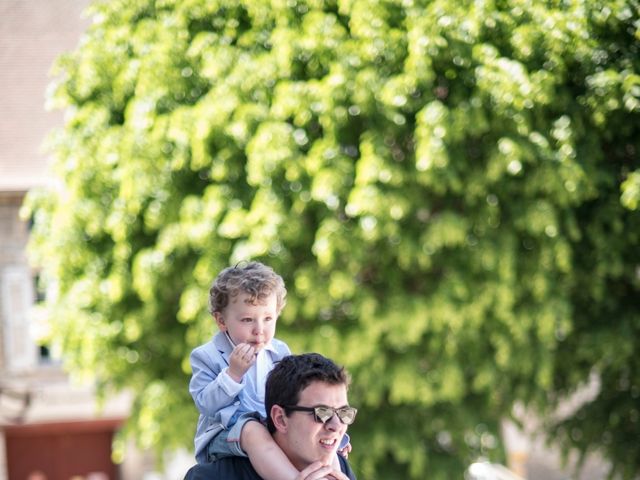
{"left": 189, "top": 261, "right": 302, "bottom": 480}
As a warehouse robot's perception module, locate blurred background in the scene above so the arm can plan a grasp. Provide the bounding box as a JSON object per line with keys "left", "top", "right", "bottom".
{"left": 1, "top": 0, "right": 638, "bottom": 479}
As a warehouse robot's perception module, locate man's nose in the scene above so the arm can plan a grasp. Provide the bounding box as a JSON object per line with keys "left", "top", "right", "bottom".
{"left": 324, "top": 412, "right": 341, "bottom": 430}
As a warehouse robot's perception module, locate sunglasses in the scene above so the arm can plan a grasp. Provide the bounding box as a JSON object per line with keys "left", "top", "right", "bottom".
{"left": 282, "top": 405, "right": 358, "bottom": 425}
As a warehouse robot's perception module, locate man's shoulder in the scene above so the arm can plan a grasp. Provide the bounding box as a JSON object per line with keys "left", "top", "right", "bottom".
{"left": 184, "top": 456, "right": 356, "bottom": 480}
{"left": 184, "top": 457, "right": 260, "bottom": 480}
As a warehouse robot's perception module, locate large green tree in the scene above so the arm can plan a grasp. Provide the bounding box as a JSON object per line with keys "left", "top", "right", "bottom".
{"left": 25, "top": 0, "right": 640, "bottom": 478}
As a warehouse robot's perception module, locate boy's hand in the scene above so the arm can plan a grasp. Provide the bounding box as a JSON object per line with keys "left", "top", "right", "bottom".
{"left": 227, "top": 343, "right": 257, "bottom": 382}
{"left": 337, "top": 441, "right": 352, "bottom": 458}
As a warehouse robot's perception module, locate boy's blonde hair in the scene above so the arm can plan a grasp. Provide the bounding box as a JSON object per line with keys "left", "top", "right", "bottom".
{"left": 208, "top": 261, "right": 287, "bottom": 315}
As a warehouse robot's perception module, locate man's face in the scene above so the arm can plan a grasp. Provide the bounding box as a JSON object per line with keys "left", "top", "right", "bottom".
{"left": 215, "top": 291, "right": 278, "bottom": 352}
{"left": 278, "top": 381, "right": 350, "bottom": 470}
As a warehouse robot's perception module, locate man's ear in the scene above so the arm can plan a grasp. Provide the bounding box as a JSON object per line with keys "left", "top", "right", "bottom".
{"left": 270, "top": 405, "right": 288, "bottom": 433}
{"left": 214, "top": 312, "right": 226, "bottom": 331}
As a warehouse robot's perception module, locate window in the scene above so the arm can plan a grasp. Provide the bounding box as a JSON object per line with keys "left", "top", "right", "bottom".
{"left": 1, "top": 266, "right": 38, "bottom": 371}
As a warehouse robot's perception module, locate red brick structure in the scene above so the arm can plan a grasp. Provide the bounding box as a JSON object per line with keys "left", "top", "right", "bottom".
{"left": 5, "top": 419, "right": 121, "bottom": 480}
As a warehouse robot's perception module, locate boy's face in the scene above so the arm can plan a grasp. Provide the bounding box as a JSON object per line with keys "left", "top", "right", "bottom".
{"left": 215, "top": 291, "right": 278, "bottom": 352}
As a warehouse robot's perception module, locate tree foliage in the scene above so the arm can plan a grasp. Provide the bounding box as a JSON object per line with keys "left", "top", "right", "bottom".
{"left": 24, "top": 0, "right": 640, "bottom": 478}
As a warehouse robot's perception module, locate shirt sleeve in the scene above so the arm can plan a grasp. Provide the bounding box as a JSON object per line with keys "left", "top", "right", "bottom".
{"left": 189, "top": 345, "right": 244, "bottom": 417}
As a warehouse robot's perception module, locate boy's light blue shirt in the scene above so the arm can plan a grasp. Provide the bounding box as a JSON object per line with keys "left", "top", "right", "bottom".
{"left": 189, "top": 331, "right": 291, "bottom": 463}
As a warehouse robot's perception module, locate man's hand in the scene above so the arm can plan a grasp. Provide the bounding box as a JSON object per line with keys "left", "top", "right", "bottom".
{"left": 296, "top": 461, "right": 350, "bottom": 480}
{"left": 227, "top": 343, "right": 257, "bottom": 382}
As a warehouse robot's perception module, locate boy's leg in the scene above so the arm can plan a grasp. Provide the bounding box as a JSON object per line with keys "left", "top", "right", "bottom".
{"left": 206, "top": 430, "right": 235, "bottom": 463}
{"left": 239, "top": 419, "right": 301, "bottom": 480}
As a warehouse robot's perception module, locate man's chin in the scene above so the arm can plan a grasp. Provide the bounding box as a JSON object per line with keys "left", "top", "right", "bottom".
{"left": 317, "top": 450, "right": 337, "bottom": 465}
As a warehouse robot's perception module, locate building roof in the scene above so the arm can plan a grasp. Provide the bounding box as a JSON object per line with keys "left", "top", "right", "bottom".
{"left": 0, "top": 0, "right": 90, "bottom": 192}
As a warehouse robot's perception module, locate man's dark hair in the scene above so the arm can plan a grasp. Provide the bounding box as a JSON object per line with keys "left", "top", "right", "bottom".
{"left": 265, "top": 353, "right": 350, "bottom": 433}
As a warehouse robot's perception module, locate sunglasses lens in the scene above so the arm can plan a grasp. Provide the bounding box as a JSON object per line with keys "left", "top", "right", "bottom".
{"left": 314, "top": 407, "right": 334, "bottom": 423}
{"left": 337, "top": 407, "right": 357, "bottom": 425}
{"left": 313, "top": 406, "right": 357, "bottom": 425}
